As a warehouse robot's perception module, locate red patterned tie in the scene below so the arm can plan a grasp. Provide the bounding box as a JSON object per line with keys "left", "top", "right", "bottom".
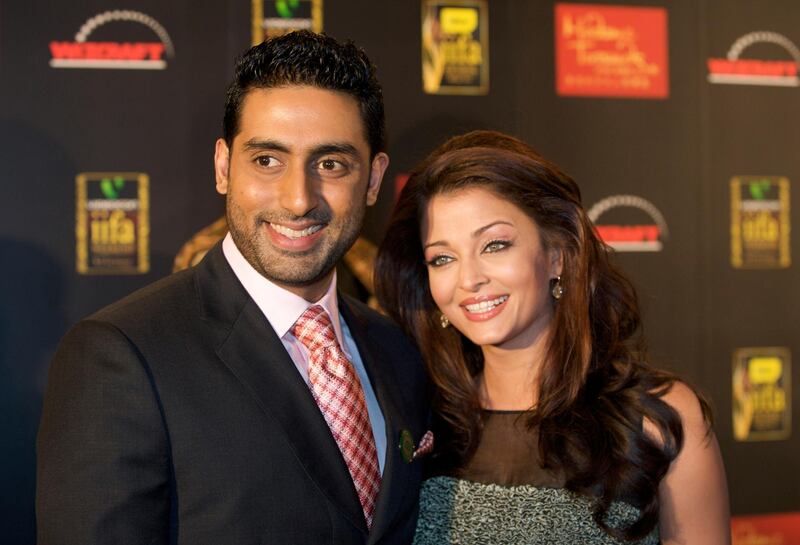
{"left": 291, "top": 305, "right": 381, "bottom": 528}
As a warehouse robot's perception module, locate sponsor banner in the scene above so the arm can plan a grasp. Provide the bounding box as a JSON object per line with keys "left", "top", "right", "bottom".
{"left": 252, "top": 0, "right": 323, "bottom": 44}
{"left": 732, "top": 347, "right": 791, "bottom": 442}
{"left": 76, "top": 173, "right": 150, "bottom": 274}
{"left": 555, "top": 3, "right": 668, "bottom": 99}
{"left": 708, "top": 32, "right": 800, "bottom": 87}
{"left": 50, "top": 10, "right": 174, "bottom": 70}
{"left": 587, "top": 194, "right": 668, "bottom": 252}
{"left": 731, "top": 176, "right": 790, "bottom": 269}
{"left": 421, "top": 0, "right": 489, "bottom": 95}
{"left": 732, "top": 512, "right": 800, "bottom": 545}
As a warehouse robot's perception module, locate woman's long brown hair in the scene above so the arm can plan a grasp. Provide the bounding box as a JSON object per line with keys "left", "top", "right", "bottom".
{"left": 374, "top": 130, "right": 711, "bottom": 541}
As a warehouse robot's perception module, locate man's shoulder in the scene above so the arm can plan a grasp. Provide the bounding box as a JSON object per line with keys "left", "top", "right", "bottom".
{"left": 49, "top": 268, "right": 202, "bottom": 375}
{"left": 91, "top": 267, "right": 197, "bottom": 328}
{"left": 87, "top": 243, "right": 238, "bottom": 332}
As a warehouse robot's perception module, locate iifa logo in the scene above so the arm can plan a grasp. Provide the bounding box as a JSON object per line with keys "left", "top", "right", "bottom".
{"left": 730, "top": 176, "right": 790, "bottom": 269}
{"left": 707, "top": 31, "right": 799, "bottom": 87}
{"left": 76, "top": 172, "right": 150, "bottom": 274}
{"left": 50, "top": 10, "right": 175, "bottom": 70}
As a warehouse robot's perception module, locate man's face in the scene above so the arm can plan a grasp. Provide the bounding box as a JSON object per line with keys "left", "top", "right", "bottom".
{"left": 214, "top": 86, "right": 389, "bottom": 302}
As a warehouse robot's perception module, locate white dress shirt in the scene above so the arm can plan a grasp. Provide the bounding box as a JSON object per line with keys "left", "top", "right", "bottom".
{"left": 222, "top": 234, "right": 387, "bottom": 473}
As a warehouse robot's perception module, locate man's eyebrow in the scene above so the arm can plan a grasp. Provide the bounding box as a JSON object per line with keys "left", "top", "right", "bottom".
{"left": 310, "top": 143, "right": 360, "bottom": 158}
{"left": 240, "top": 140, "right": 361, "bottom": 159}
{"left": 423, "top": 221, "right": 514, "bottom": 251}
{"left": 241, "top": 139, "right": 290, "bottom": 153}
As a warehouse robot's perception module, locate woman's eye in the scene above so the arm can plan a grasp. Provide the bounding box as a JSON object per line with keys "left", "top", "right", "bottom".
{"left": 426, "top": 255, "right": 453, "bottom": 267}
{"left": 484, "top": 240, "right": 510, "bottom": 253}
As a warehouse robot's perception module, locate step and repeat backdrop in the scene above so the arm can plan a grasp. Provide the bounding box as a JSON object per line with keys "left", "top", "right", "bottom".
{"left": 1, "top": 0, "right": 797, "bottom": 542}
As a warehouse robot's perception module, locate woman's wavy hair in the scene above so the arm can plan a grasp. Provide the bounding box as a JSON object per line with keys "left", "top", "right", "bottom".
{"left": 375, "top": 130, "right": 710, "bottom": 541}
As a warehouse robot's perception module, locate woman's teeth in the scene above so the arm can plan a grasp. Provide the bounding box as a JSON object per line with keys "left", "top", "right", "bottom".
{"left": 465, "top": 296, "right": 508, "bottom": 313}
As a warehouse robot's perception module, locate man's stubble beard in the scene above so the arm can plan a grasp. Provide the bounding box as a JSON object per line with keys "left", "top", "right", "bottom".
{"left": 225, "top": 195, "right": 366, "bottom": 288}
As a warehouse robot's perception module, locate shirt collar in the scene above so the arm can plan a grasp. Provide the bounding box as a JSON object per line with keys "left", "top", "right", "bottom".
{"left": 221, "top": 233, "right": 347, "bottom": 349}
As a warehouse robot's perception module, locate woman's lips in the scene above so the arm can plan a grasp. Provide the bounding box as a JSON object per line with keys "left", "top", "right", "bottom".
{"left": 459, "top": 295, "right": 509, "bottom": 322}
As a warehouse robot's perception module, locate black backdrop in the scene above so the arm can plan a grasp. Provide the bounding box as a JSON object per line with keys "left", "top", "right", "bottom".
{"left": 1, "top": 1, "right": 798, "bottom": 542}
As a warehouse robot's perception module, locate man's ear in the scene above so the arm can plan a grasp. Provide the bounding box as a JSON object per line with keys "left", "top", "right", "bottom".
{"left": 214, "top": 138, "right": 230, "bottom": 195}
{"left": 366, "top": 152, "right": 390, "bottom": 206}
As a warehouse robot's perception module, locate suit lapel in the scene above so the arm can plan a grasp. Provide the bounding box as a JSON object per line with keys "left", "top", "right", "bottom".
{"left": 339, "top": 297, "right": 417, "bottom": 544}
{"left": 196, "top": 246, "right": 367, "bottom": 534}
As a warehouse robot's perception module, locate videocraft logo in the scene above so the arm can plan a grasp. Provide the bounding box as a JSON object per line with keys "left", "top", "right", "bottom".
{"left": 708, "top": 31, "right": 799, "bottom": 87}
{"left": 587, "top": 195, "right": 668, "bottom": 252}
{"left": 50, "top": 10, "right": 175, "bottom": 70}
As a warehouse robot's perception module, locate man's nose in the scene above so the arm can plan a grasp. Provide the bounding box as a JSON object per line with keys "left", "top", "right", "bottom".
{"left": 278, "top": 164, "right": 318, "bottom": 217}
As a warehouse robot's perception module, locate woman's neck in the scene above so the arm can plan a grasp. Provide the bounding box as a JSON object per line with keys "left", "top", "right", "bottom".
{"left": 479, "top": 329, "right": 550, "bottom": 411}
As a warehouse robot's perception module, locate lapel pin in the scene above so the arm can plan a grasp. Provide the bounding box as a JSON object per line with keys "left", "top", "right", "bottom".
{"left": 399, "top": 429, "right": 415, "bottom": 464}
{"left": 399, "top": 429, "right": 435, "bottom": 463}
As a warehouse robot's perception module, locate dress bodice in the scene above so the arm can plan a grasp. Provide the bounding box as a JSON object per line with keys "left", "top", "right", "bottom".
{"left": 413, "top": 411, "right": 660, "bottom": 545}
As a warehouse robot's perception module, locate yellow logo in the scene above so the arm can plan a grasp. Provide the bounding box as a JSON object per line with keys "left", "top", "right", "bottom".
{"left": 748, "top": 357, "right": 782, "bottom": 384}
{"left": 440, "top": 8, "right": 478, "bottom": 34}
{"left": 730, "top": 176, "right": 791, "bottom": 269}
{"left": 76, "top": 172, "right": 150, "bottom": 274}
{"left": 422, "top": 0, "right": 489, "bottom": 95}
{"left": 733, "top": 347, "right": 791, "bottom": 441}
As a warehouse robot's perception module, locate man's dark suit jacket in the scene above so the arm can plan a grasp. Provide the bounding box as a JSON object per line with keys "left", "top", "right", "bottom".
{"left": 36, "top": 243, "right": 429, "bottom": 545}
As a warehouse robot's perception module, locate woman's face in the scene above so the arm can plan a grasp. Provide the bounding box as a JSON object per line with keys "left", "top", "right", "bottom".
{"left": 421, "top": 187, "right": 561, "bottom": 351}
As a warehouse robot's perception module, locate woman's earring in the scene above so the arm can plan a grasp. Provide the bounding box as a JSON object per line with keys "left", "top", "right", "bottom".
{"left": 440, "top": 313, "right": 450, "bottom": 328}
{"left": 551, "top": 276, "right": 564, "bottom": 300}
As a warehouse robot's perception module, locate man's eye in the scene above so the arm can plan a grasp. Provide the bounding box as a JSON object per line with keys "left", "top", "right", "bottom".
{"left": 317, "top": 159, "right": 347, "bottom": 172}
{"left": 255, "top": 156, "right": 280, "bottom": 167}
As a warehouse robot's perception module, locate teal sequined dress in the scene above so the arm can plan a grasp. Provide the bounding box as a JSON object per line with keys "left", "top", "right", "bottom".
{"left": 413, "top": 411, "right": 660, "bottom": 545}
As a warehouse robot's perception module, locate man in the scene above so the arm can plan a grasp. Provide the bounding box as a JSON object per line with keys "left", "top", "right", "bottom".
{"left": 37, "top": 31, "right": 429, "bottom": 544}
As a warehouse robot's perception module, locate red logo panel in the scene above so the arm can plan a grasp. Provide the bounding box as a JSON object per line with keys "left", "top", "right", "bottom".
{"left": 732, "top": 512, "right": 800, "bottom": 545}
{"left": 555, "top": 3, "right": 668, "bottom": 98}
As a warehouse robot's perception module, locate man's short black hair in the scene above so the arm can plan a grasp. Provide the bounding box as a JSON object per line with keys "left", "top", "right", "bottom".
{"left": 223, "top": 31, "right": 386, "bottom": 156}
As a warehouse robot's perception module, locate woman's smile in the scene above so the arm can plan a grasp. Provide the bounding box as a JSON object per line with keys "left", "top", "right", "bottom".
{"left": 460, "top": 294, "right": 509, "bottom": 321}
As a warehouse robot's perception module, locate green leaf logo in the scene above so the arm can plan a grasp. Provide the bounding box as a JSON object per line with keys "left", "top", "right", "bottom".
{"left": 748, "top": 179, "right": 771, "bottom": 200}
{"left": 100, "top": 176, "right": 125, "bottom": 199}
{"left": 275, "top": 0, "right": 300, "bottom": 18}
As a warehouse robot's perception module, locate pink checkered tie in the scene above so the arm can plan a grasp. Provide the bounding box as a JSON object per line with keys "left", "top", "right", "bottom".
{"left": 291, "top": 305, "right": 381, "bottom": 528}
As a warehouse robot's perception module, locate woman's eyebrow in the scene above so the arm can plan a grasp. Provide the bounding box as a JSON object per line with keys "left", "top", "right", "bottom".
{"left": 423, "top": 220, "right": 514, "bottom": 251}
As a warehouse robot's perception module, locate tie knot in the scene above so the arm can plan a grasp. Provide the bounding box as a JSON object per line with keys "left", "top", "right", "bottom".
{"left": 291, "top": 305, "right": 337, "bottom": 352}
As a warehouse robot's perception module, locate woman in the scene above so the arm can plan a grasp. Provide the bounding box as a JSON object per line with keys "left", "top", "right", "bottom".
{"left": 375, "top": 131, "right": 729, "bottom": 544}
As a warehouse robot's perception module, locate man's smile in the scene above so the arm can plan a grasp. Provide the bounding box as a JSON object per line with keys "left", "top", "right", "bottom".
{"left": 268, "top": 222, "right": 325, "bottom": 239}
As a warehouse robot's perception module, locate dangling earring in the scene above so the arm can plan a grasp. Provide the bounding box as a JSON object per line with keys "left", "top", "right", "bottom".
{"left": 440, "top": 313, "right": 450, "bottom": 328}
{"left": 551, "top": 276, "right": 564, "bottom": 300}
